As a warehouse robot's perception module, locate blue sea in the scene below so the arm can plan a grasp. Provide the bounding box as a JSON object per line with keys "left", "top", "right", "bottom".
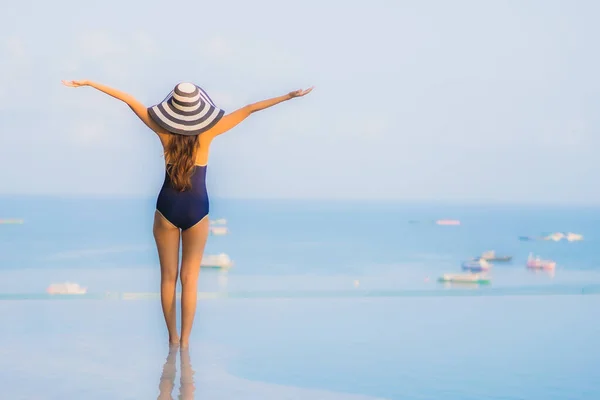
{"left": 1, "top": 196, "right": 599, "bottom": 399}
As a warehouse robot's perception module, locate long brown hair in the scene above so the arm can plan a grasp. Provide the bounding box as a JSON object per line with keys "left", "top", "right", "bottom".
{"left": 165, "top": 134, "right": 200, "bottom": 191}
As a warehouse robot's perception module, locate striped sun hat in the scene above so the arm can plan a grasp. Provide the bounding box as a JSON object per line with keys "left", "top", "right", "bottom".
{"left": 148, "top": 82, "right": 225, "bottom": 136}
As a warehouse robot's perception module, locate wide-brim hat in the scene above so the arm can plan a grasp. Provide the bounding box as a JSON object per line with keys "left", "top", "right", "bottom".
{"left": 148, "top": 82, "right": 225, "bottom": 136}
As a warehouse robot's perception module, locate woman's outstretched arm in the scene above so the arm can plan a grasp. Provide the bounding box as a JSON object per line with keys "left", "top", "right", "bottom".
{"left": 61, "top": 80, "right": 166, "bottom": 135}
{"left": 204, "top": 87, "right": 314, "bottom": 139}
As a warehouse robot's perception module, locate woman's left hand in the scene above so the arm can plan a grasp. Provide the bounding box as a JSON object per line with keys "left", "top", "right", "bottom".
{"left": 61, "top": 80, "right": 89, "bottom": 87}
{"left": 288, "top": 87, "right": 314, "bottom": 98}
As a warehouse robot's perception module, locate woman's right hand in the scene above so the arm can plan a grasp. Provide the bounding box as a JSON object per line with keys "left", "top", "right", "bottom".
{"left": 288, "top": 87, "right": 314, "bottom": 98}
{"left": 61, "top": 80, "right": 89, "bottom": 88}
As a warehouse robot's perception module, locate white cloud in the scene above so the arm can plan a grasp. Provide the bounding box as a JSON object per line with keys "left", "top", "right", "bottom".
{"left": 250, "top": 107, "right": 387, "bottom": 147}
{"left": 65, "top": 112, "right": 140, "bottom": 148}
{"left": 60, "top": 58, "right": 81, "bottom": 74}
{"left": 50, "top": 31, "right": 165, "bottom": 146}
{"left": 202, "top": 36, "right": 232, "bottom": 61}
{"left": 68, "top": 31, "right": 161, "bottom": 83}
{"left": 131, "top": 31, "right": 158, "bottom": 56}
{"left": 69, "top": 120, "right": 110, "bottom": 147}
{"left": 330, "top": 114, "right": 390, "bottom": 140}
{"left": 199, "top": 35, "right": 307, "bottom": 80}
{"left": 550, "top": 118, "right": 590, "bottom": 148}
{"left": 513, "top": 116, "right": 594, "bottom": 151}
{"left": 76, "top": 31, "right": 127, "bottom": 59}
{"left": 260, "top": 109, "right": 322, "bottom": 142}
{"left": 364, "top": 119, "right": 388, "bottom": 138}
{"left": 74, "top": 30, "right": 160, "bottom": 61}
{"left": 209, "top": 90, "right": 245, "bottom": 110}
{"left": 4, "top": 36, "right": 27, "bottom": 60}
{"left": 0, "top": 37, "right": 32, "bottom": 108}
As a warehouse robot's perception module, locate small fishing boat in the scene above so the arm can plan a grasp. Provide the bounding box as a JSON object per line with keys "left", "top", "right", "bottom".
{"left": 461, "top": 258, "right": 491, "bottom": 272}
{"left": 480, "top": 250, "right": 512, "bottom": 262}
{"left": 201, "top": 253, "right": 234, "bottom": 269}
{"left": 438, "top": 273, "right": 491, "bottom": 285}
{"left": 526, "top": 253, "right": 556, "bottom": 270}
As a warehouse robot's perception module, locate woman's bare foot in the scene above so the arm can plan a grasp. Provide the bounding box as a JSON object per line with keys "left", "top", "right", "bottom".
{"left": 180, "top": 339, "right": 189, "bottom": 349}
{"left": 169, "top": 336, "right": 180, "bottom": 346}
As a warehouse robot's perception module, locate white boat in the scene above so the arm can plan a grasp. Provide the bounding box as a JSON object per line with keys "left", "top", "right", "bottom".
{"left": 544, "top": 232, "right": 565, "bottom": 242}
{"left": 210, "top": 226, "right": 229, "bottom": 236}
{"left": 47, "top": 282, "right": 87, "bottom": 295}
{"left": 201, "top": 253, "right": 234, "bottom": 269}
{"left": 210, "top": 218, "right": 227, "bottom": 225}
{"left": 480, "top": 250, "right": 512, "bottom": 262}
{"left": 566, "top": 232, "right": 583, "bottom": 242}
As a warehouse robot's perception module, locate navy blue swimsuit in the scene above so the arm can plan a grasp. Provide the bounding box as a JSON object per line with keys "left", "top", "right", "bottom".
{"left": 156, "top": 165, "right": 209, "bottom": 230}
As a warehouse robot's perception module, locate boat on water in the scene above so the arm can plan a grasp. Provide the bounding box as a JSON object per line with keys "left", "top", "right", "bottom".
{"left": 209, "top": 226, "right": 229, "bottom": 236}
{"left": 461, "top": 258, "right": 491, "bottom": 272}
{"left": 522, "top": 232, "right": 583, "bottom": 242}
{"left": 201, "top": 253, "right": 234, "bottom": 269}
{"left": 438, "top": 273, "right": 491, "bottom": 285}
{"left": 518, "top": 236, "right": 537, "bottom": 241}
{"left": 436, "top": 219, "right": 461, "bottom": 226}
{"left": 544, "top": 232, "right": 584, "bottom": 242}
{"left": 526, "top": 253, "right": 556, "bottom": 270}
{"left": 565, "top": 232, "right": 584, "bottom": 242}
{"left": 47, "top": 282, "right": 87, "bottom": 295}
{"left": 480, "top": 250, "right": 512, "bottom": 262}
{"left": 544, "top": 232, "right": 565, "bottom": 242}
{"left": 0, "top": 218, "right": 24, "bottom": 225}
{"left": 210, "top": 218, "right": 227, "bottom": 225}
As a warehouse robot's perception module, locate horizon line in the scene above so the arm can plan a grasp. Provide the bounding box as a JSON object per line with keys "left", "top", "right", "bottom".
{"left": 1, "top": 194, "right": 599, "bottom": 207}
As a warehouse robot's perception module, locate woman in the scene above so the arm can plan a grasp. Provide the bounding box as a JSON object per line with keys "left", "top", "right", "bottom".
{"left": 62, "top": 80, "right": 313, "bottom": 348}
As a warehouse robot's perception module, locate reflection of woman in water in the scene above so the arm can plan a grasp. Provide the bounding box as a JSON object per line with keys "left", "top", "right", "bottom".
{"left": 62, "top": 80, "right": 313, "bottom": 347}
{"left": 157, "top": 347, "right": 196, "bottom": 400}
{"left": 179, "top": 348, "right": 195, "bottom": 400}
{"left": 157, "top": 346, "right": 178, "bottom": 400}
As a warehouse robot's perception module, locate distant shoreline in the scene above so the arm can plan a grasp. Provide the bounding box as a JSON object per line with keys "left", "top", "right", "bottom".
{"left": 1, "top": 285, "right": 600, "bottom": 301}
{"left": 1, "top": 195, "right": 599, "bottom": 208}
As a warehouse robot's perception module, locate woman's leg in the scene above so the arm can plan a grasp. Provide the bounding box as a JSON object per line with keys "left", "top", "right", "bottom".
{"left": 179, "top": 216, "right": 210, "bottom": 348}
{"left": 153, "top": 211, "right": 181, "bottom": 345}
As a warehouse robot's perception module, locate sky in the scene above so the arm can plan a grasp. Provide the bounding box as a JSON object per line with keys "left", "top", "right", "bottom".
{"left": 1, "top": 0, "right": 599, "bottom": 203}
